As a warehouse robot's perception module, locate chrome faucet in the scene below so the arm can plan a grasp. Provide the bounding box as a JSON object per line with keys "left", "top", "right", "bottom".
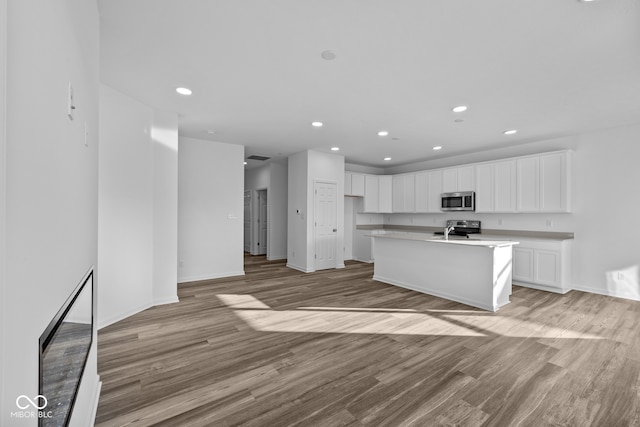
{"left": 444, "top": 225, "right": 455, "bottom": 240}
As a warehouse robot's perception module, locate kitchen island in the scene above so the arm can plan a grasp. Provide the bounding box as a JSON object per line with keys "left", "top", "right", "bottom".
{"left": 371, "top": 233, "right": 519, "bottom": 312}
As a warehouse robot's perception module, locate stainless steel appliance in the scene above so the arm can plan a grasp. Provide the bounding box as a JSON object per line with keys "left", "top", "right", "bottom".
{"left": 434, "top": 220, "right": 481, "bottom": 238}
{"left": 441, "top": 191, "right": 475, "bottom": 211}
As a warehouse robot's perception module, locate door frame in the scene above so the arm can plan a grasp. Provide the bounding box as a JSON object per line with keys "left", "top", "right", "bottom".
{"left": 252, "top": 188, "right": 268, "bottom": 256}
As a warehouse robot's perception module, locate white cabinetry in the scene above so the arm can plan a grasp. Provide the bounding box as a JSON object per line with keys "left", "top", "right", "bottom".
{"left": 442, "top": 166, "right": 475, "bottom": 193}
{"left": 392, "top": 174, "right": 415, "bottom": 213}
{"left": 363, "top": 175, "right": 392, "bottom": 213}
{"left": 516, "top": 151, "right": 571, "bottom": 213}
{"left": 363, "top": 175, "right": 379, "bottom": 212}
{"left": 345, "top": 172, "right": 365, "bottom": 197}
{"left": 512, "top": 239, "right": 571, "bottom": 293}
{"left": 475, "top": 160, "right": 516, "bottom": 213}
{"left": 426, "top": 170, "right": 443, "bottom": 213}
{"left": 378, "top": 176, "right": 393, "bottom": 213}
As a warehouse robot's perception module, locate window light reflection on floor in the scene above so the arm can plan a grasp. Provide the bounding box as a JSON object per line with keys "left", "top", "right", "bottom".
{"left": 217, "top": 294, "right": 602, "bottom": 340}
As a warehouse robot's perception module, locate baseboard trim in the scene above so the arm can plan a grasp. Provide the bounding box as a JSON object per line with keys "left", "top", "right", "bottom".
{"left": 286, "top": 263, "right": 315, "bottom": 273}
{"left": 571, "top": 284, "right": 640, "bottom": 302}
{"left": 153, "top": 295, "right": 180, "bottom": 306}
{"left": 178, "top": 271, "right": 245, "bottom": 284}
{"left": 373, "top": 274, "right": 500, "bottom": 312}
{"left": 512, "top": 281, "right": 571, "bottom": 294}
{"left": 267, "top": 255, "right": 287, "bottom": 261}
{"left": 98, "top": 301, "right": 154, "bottom": 330}
{"left": 88, "top": 379, "right": 102, "bottom": 427}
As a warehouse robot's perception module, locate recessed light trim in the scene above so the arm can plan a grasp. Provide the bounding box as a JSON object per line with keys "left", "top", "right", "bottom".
{"left": 384, "top": 157, "right": 392, "bottom": 161}
{"left": 433, "top": 146, "right": 442, "bottom": 150}
{"left": 377, "top": 131, "right": 389, "bottom": 137}
{"left": 331, "top": 147, "right": 340, "bottom": 151}
{"left": 321, "top": 50, "right": 337, "bottom": 60}
{"left": 176, "top": 87, "right": 192, "bottom": 95}
{"left": 311, "top": 121, "right": 323, "bottom": 127}
{"left": 504, "top": 129, "right": 518, "bottom": 135}
{"left": 452, "top": 105, "right": 467, "bottom": 113}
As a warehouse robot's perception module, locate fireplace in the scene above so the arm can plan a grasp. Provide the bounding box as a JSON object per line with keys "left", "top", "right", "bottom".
{"left": 38, "top": 267, "right": 93, "bottom": 427}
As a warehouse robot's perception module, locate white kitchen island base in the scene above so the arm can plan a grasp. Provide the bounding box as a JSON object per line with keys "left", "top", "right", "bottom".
{"left": 372, "top": 234, "right": 518, "bottom": 312}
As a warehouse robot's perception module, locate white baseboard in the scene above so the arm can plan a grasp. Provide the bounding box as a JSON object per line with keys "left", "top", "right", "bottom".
{"left": 571, "top": 284, "right": 640, "bottom": 302}
{"left": 373, "top": 274, "right": 500, "bottom": 312}
{"left": 98, "top": 301, "right": 153, "bottom": 330}
{"left": 153, "top": 295, "right": 180, "bottom": 306}
{"left": 512, "top": 281, "right": 570, "bottom": 294}
{"left": 286, "top": 263, "right": 315, "bottom": 273}
{"left": 178, "top": 270, "right": 245, "bottom": 284}
{"left": 267, "top": 255, "right": 287, "bottom": 261}
{"left": 88, "top": 379, "right": 102, "bottom": 427}
{"left": 337, "top": 263, "right": 346, "bottom": 269}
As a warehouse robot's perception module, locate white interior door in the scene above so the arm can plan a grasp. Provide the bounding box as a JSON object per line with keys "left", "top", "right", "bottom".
{"left": 314, "top": 181, "right": 337, "bottom": 270}
{"left": 243, "top": 190, "right": 251, "bottom": 252}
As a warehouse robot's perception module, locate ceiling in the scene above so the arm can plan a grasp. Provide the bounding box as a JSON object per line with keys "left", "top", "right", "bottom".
{"left": 98, "top": 0, "right": 640, "bottom": 169}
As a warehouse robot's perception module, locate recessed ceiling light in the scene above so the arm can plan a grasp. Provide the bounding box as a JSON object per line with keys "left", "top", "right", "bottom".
{"left": 504, "top": 129, "right": 518, "bottom": 135}
{"left": 311, "top": 121, "right": 323, "bottom": 127}
{"left": 384, "top": 157, "right": 392, "bottom": 161}
{"left": 321, "top": 50, "right": 337, "bottom": 60}
{"left": 331, "top": 147, "right": 340, "bottom": 151}
{"left": 452, "top": 105, "right": 467, "bottom": 113}
{"left": 206, "top": 130, "right": 215, "bottom": 134}
{"left": 378, "top": 131, "right": 389, "bottom": 137}
{"left": 433, "top": 146, "right": 442, "bottom": 150}
{"left": 176, "top": 87, "right": 192, "bottom": 95}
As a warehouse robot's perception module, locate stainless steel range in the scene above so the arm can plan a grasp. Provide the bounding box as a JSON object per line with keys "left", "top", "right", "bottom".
{"left": 434, "top": 220, "right": 481, "bottom": 239}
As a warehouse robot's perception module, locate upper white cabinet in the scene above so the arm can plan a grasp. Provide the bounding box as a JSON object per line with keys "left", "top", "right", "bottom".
{"left": 363, "top": 175, "right": 392, "bottom": 213}
{"left": 442, "top": 166, "right": 475, "bottom": 193}
{"left": 475, "top": 160, "right": 516, "bottom": 213}
{"left": 363, "top": 175, "right": 379, "bottom": 212}
{"left": 378, "top": 176, "right": 393, "bottom": 213}
{"left": 392, "top": 174, "right": 415, "bottom": 213}
{"left": 345, "top": 172, "right": 365, "bottom": 197}
{"left": 414, "top": 170, "right": 442, "bottom": 213}
{"left": 516, "top": 151, "right": 571, "bottom": 213}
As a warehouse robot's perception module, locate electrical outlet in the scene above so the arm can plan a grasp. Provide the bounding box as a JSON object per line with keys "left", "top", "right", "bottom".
{"left": 178, "top": 260, "right": 184, "bottom": 268}
{"left": 617, "top": 272, "right": 625, "bottom": 280}
{"left": 546, "top": 219, "right": 553, "bottom": 227}
{"left": 498, "top": 219, "right": 503, "bottom": 226}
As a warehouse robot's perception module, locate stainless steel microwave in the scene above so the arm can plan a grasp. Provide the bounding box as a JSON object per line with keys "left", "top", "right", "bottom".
{"left": 441, "top": 191, "right": 475, "bottom": 211}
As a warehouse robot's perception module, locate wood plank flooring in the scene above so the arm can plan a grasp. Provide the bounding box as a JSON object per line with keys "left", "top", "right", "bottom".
{"left": 96, "top": 255, "right": 640, "bottom": 426}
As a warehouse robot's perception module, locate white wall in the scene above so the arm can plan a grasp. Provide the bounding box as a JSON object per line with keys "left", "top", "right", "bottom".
{"left": 178, "top": 137, "right": 244, "bottom": 282}
{"left": 98, "top": 85, "right": 179, "bottom": 329}
{"left": 268, "top": 162, "right": 288, "bottom": 260}
{"left": 287, "top": 151, "right": 309, "bottom": 271}
{"left": 1, "top": 1, "right": 101, "bottom": 425}
{"left": 287, "top": 150, "right": 345, "bottom": 272}
{"left": 244, "top": 162, "right": 288, "bottom": 260}
{"left": 383, "top": 124, "right": 640, "bottom": 301}
{"left": 0, "top": 0, "right": 7, "bottom": 420}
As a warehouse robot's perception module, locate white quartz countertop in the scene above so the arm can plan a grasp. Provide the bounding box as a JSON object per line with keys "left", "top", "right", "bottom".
{"left": 369, "top": 232, "right": 519, "bottom": 248}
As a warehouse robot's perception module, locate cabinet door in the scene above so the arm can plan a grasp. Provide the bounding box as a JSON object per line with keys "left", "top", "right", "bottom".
{"left": 517, "top": 157, "right": 539, "bottom": 212}
{"left": 427, "top": 170, "right": 443, "bottom": 212}
{"left": 364, "top": 175, "right": 379, "bottom": 212}
{"left": 475, "top": 163, "right": 494, "bottom": 212}
{"left": 494, "top": 160, "right": 516, "bottom": 212}
{"left": 392, "top": 175, "right": 405, "bottom": 212}
{"left": 404, "top": 174, "right": 415, "bottom": 212}
{"left": 378, "top": 176, "right": 393, "bottom": 213}
{"left": 540, "top": 152, "right": 568, "bottom": 212}
{"left": 414, "top": 172, "right": 428, "bottom": 213}
{"left": 442, "top": 168, "right": 458, "bottom": 193}
{"left": 458, "top": 166, "right": 475, "bottom": 191}
{"left": 513, "top": 247, "right": 534, "bottom": 282}
{"left": 344, "top": 173, "right": 352, "bottom": 196}
{"left": 534, "top": 250, "right": 561, "bottom": 286}
{"left": 351, "top": 173, "right": 365, "bottom": 197}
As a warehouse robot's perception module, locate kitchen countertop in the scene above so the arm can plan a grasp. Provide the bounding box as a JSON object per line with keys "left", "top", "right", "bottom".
{"left": 369, "top": 232, "right": 519, "bottom": 248}
{"left": 357, "top": 224, "right": 573, "bottom": 241}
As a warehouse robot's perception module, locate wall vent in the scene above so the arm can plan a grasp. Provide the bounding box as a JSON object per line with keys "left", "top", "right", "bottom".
{"left": 247, "top": 155, "right": 271, "bottom": 161}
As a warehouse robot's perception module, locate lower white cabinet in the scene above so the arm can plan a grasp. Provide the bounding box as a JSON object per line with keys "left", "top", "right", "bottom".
{"left": 512, "top": 239, "right": 571, "bottom": 293}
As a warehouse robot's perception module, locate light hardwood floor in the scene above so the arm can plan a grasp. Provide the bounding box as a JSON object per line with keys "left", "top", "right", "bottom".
{"left": 96, "top": 255, "right": 640, "bottom": 426}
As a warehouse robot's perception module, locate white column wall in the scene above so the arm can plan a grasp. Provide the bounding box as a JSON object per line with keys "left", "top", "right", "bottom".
{"left": 98, "top": 85, "right": 179, "bottom": 329}
{"left": 2, "top": 1, "right": 100, "bottom": 425}
{"left": 178, "top": 137, "right": 244, "bottom": 282}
